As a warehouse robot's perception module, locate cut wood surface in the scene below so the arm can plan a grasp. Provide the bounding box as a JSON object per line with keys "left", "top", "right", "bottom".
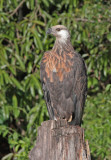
{"left": 29, "top": 119, "right": 91, "bottom": 160}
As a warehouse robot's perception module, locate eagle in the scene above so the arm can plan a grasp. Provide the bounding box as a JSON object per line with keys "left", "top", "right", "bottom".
{"left": 40, "top": 25, "right": 87, "bottom": 126}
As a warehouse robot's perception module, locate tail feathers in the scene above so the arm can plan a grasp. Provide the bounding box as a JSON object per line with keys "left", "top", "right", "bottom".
{"left": 69, "top": 101, "right": 83, "bottom": 126}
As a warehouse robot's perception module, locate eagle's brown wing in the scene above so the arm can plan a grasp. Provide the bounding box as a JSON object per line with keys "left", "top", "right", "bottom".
{"left": 40, "top": 52, "right": 55, "bottom": 120}
{"left": 71, "top": 53, "right": 87, "bottom": 125}
{"left": 40, "top": 51, "right": 87, "bottom": 125}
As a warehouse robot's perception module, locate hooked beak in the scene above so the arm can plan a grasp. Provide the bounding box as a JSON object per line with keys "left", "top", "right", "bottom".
{"left": 46, "top": 28, "right": 52, "bottom": 34}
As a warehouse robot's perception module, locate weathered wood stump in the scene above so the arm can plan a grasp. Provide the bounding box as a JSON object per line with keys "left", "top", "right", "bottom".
{"left": 29, "top": 119, "right": 91, "bottom": 160}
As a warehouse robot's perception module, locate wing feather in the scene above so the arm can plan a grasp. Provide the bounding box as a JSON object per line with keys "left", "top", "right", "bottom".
{"left": 71, "top": 53, "right": 87, "bottom": 125}
{"left": 40, "top": 53, "right": 55, "bottom": 120}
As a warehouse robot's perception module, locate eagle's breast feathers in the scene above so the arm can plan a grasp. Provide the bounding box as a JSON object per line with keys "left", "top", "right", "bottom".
{"left": 41, "top": 51, "right": 74, "bottom": 82}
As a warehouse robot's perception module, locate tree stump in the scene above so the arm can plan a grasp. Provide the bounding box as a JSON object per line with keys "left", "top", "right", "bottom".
{"left": 29, "top": 119, "right": 91, "bottom": 160}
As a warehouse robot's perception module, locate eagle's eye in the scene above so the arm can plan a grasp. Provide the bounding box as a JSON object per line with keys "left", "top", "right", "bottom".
{"left": 56, "top": 28, "right": 61, "bottom": 31}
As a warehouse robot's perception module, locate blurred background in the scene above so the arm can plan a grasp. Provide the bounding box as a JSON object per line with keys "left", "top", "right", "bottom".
{"left": 0, "top": 0, "right": 111, "bottom": 159}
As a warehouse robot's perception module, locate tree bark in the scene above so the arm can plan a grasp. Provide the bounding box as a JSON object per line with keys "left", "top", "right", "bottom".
{"left": 29, "top": 119, "right": 91, "bottom": 160}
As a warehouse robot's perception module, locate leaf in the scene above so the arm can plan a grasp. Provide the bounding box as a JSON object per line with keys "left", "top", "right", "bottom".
{"left": 30, "top": 0, "right": 34, "bottom": 10}
{"left": 42, "top": 0, "right": 49, "bottom": 7}
{"left": 32, "top": 20, "right": 45, "bottom": 26}
{"left": 0, "top": 0, "right": 3, "bottom": 11}
{"left": 32, "top": 74, "right": 43, "bottom": 95}
{"left": 12, "top": 95, "right": 18, "bottom": 107}
{"left": 27, "top": 62, "right": 32, "bottom": 73}
{"left": 1, "top": 153, "right": 13, "bottom": 160}
{"left": 107, "top": 33, "right": 111, "bottom": 42}
{"left": 12, "top": 95, "right": 20, "bottom": 118}
{"left": 14, "top": 39, "right": 19, "bottom": 54}
{"left": 30, "top": 86, "right": 35, "bottom": 97}
{"left": 2, "top": 105, "right": 10, "bottom": 120}
{"left": 15, "top": 54, "right": 25, "bottom": 71}
{"left": 74, "top": 0, "right": 77, "bottom": 7}
{"left": 0, "top": 72, "right": 4, "bottom": 86}
{"left": 8, "top": 65, "right": 16, "bottom": 75}
{"left": 3, "top": 71, "right": 11, "bottom": 84}
{"left": 31, "top": 28, "right": 43, "bottom": 50}
{"left": 11, "top": 77, "right": 24, "bottom": 91}
{"left": 13, "top": 132, "right": 19, "bottom": 140}
{"left": 3, "top": 130, "right": 9, "bottom": 137}
{"left": 105, "top": 84, "right": 111, "bottom": 91}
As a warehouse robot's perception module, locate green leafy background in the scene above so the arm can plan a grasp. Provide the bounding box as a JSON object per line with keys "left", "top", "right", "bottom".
{"left": 0, "top": 0, "right": 111, "bottom": 159}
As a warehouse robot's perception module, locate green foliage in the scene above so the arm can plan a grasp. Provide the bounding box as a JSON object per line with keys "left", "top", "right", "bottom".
{"left": 83, "top": 92, "right": 111, "bottom": 160}
{"left": 0, "top": 0, "right": 111, "bottom": 159}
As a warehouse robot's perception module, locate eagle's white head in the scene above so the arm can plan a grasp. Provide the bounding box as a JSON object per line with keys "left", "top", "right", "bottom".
{"left": 46, "top": 25, "right": 70, "bottom": 43}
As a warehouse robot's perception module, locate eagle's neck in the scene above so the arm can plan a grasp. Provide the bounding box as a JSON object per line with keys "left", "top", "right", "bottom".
{"left": 52, "top": 38, "right": 74, "bottom": 55}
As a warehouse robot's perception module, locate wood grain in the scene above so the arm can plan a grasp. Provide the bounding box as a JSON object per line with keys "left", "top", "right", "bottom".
{"left": 29, "top": 120, "right": 91, "bottom": 160}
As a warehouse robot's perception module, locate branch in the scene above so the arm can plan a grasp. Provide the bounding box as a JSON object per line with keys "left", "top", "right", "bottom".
{"left": 75, "top": 18, "right": 111, "bottom": 23}
{"left": 75, "top": 18, "right": 94, "bottom": 23}
{"left": 9, "top": 0, "right": 25, "bottom": 18}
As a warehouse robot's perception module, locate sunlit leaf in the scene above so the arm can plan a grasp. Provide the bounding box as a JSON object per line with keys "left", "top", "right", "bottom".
{"left": 11, "top": 77, "right": 24, "bottom": 91}
{"left": 107, "top": 33, "right": 111, "bottom": 42}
